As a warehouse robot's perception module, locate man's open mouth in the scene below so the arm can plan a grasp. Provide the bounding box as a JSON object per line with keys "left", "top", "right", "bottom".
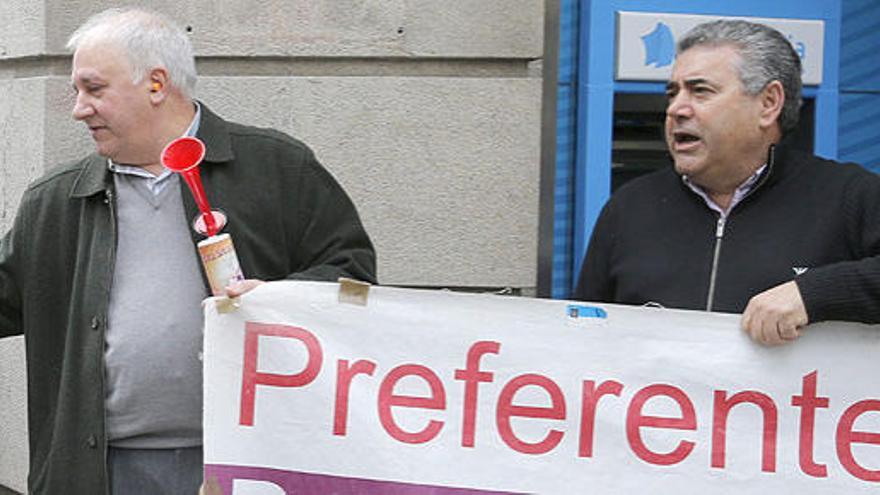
{"left": 673, "top": 131, "right": 700, "bottom": 144}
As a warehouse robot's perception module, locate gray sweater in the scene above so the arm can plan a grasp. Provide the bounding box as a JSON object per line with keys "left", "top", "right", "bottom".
{"left": 105, "top": 173, "right": 207, "bottom": 448}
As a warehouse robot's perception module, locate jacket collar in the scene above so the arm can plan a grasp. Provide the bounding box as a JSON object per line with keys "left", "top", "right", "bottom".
{"left": 676, "top": 134, "right": 797, "bottom": 211}
{"left": 717, "top": 134, "right": 801, "bottom": 206}
{"left": 196, "top": 102, "right": 235, "bottom": 164}
{"left": 706, "top": 137, "right": 787, "bottom": 205}
{"left": 69, "top": 101, "right": 234, "bottom": 198}
{"left": 758, "top": 133, "right": 799, "bottom": 189}
{"left": 69, "top": 154, "right": 111, "bottom": 198}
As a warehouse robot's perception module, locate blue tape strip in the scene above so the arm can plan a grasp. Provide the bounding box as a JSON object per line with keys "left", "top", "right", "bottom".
{"left": 567, "top": 304, "right": 608, "bottom": 319}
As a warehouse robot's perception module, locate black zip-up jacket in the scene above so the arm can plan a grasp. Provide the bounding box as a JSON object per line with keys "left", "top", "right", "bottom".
{"left": 0, "top": 103, "right": 376, "bottom": 494}
{"left": 575, "top": 140, "right": 880, "bottom": 324}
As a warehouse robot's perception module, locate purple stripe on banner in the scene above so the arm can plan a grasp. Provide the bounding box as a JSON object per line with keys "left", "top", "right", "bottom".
{"left": 204, "top": 464, "right": 527, "bottom": 495}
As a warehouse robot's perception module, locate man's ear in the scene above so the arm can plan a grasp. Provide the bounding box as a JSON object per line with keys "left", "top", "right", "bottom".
{"left": 147, "top": 68, "right": 170, "bottom": 104}
{"left": 759, "top": 80, "right": 785, "bottom": 129}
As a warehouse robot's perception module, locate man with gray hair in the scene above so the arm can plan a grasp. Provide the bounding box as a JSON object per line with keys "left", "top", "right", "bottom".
{"left": 0, "top": 7, "right": 376, "bottom": 494}
{"left": 575, "top": 20, "right": 880, "bottom": 344}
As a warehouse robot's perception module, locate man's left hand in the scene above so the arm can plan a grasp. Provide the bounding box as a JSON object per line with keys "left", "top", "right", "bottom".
{"left": 225, "top": 279, "right": 265, "bottom": 298}
{"left": 741, "top": 281, "right": 809, "bottom": 346}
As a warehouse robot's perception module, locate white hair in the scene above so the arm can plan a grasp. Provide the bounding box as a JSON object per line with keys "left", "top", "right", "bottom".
{"left": 66, "top": 8, "right": 197, "bottom": 98}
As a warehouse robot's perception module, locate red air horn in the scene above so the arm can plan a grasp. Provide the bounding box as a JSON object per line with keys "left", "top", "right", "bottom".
{"left": 162, "top": 136, "right": 244, "bottom": 296}
{"left": 161, "top": 136, "right": 223, "bottom": 237}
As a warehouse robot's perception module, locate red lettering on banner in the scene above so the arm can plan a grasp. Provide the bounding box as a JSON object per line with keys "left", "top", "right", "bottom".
{"left": 836, "top": 399, "right": 880, "bottom": 482}
{"left": 626, "top": 384, "right": 697, "bottom": 465}
{"left": 496, "top": 374, "right": 566, "bottom": 455}
{"left": 454, "top": 341, "right": 501, "bottom": 448}
{"left": 378, "top": 364, "right": 447, "bottom": 444}
{"left": 791, "top": 370, "right": 830, "bottom": 477}
{"left": 333, "top": 359, "right": 377, "bottom": 436}
{"left": 239, "top": 322, "right": 323, "bottom": 427}
{"left": 229, "top": 323, "right": 879, "bottom": 485}
{"left": 711, "top": 390, "right": 778, "bottom": 472}
{"left": 579, "top": 380, "right": 623, "bottom": 457}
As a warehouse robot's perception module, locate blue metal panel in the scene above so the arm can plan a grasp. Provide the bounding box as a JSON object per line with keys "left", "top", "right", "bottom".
{"left": 838, "top": 0, "right": 880, "bottom": 173}
{"left": 564, "top": 0, "right": 843, "bottom": 299}
{"left": 550, "top": 0, "right": 580, "bottom": 298}
{"left": 551, "top": 83, "right": 577, "bottom": 298}
{"left": 613, "top": 81, "right": 667, "bottom": 94}
{"left": 589, "top": 0, "right": 838, "bottom": 22}
{"left": 839, "top": 93, "right": 880, "bottom": 172}
{"left": 571, "top": 1, "right": 616, "bottom": 287}
{"left": 814, "top": 87, "right": 841, "bottom": 160}
{"left": 813, "top": 2, "right": 842, "bottom": 160}
{"left": 840, "top": 0, "right": 880, "bottom": 91}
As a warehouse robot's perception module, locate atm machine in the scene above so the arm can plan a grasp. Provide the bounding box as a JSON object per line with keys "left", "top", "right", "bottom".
{"left": 547, "top": 0, "right": 841, "bottom": 298}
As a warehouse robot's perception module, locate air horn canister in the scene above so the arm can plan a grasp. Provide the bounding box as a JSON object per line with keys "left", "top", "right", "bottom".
{"left": 161, "top": 136, "right": 245, "bottom": 296}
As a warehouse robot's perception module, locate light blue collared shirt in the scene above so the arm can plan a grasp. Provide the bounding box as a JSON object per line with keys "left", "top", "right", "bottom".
{"left": 108, "top": 102, "right": 202, "bottom": 196}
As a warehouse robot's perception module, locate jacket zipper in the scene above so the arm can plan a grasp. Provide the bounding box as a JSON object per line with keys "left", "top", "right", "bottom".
{"left": 700, "top": 144, "right": 778, "bottom": 312}
{"left": 705, "top": 215, "right": 726, "bottom": 311}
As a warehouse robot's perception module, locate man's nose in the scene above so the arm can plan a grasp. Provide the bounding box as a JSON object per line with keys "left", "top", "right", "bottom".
{"left": 666, "top": 93, "right": 693, "bottom": 120}
{"left": 71, "top": 93, "right": 94, "bottom": 121}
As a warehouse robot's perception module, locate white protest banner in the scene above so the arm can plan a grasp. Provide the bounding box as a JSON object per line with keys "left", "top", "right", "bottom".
{"left": 203, "top": 281, "right": 880, "bottom": 494}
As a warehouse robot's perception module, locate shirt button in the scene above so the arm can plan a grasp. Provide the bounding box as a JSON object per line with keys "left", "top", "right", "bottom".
{"left": 86, "top": 435, "right": 97, "bottom": 449}
{"left": 90, "top": 316, "right": 101, "bottom": 330}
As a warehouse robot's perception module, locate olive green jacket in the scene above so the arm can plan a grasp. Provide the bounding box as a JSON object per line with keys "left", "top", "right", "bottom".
{"left": 0, "top": 104, "right": 376, "bottom": 494}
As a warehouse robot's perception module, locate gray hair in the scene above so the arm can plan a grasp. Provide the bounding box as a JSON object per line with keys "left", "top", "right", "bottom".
{"left": 677, "top": 19, "right": 803, "bottom": 135}
{"left": 67, "top": 8, "right": 197, "bottom": 98}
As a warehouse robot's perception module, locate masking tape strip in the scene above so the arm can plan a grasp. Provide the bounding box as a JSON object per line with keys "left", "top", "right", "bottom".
{"left": 214, "top": 296, "right": 241, "bottom": 314}
{"left": 338, "top": 277, "right": 371, "bottom": 306}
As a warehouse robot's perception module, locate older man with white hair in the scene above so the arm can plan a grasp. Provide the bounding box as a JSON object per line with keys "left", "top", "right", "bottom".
{"left": 0, "top": 7, "right": 376, "bottom": 494}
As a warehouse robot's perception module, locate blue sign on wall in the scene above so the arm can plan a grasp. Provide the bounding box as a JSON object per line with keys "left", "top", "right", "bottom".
{"left": 641, "top": 22, "right": 675, "bottom": 67}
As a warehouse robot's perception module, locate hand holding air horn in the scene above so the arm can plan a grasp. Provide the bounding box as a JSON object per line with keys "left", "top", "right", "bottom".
{"left": 162, "top": 136, "right": 244, "bottom": 296}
